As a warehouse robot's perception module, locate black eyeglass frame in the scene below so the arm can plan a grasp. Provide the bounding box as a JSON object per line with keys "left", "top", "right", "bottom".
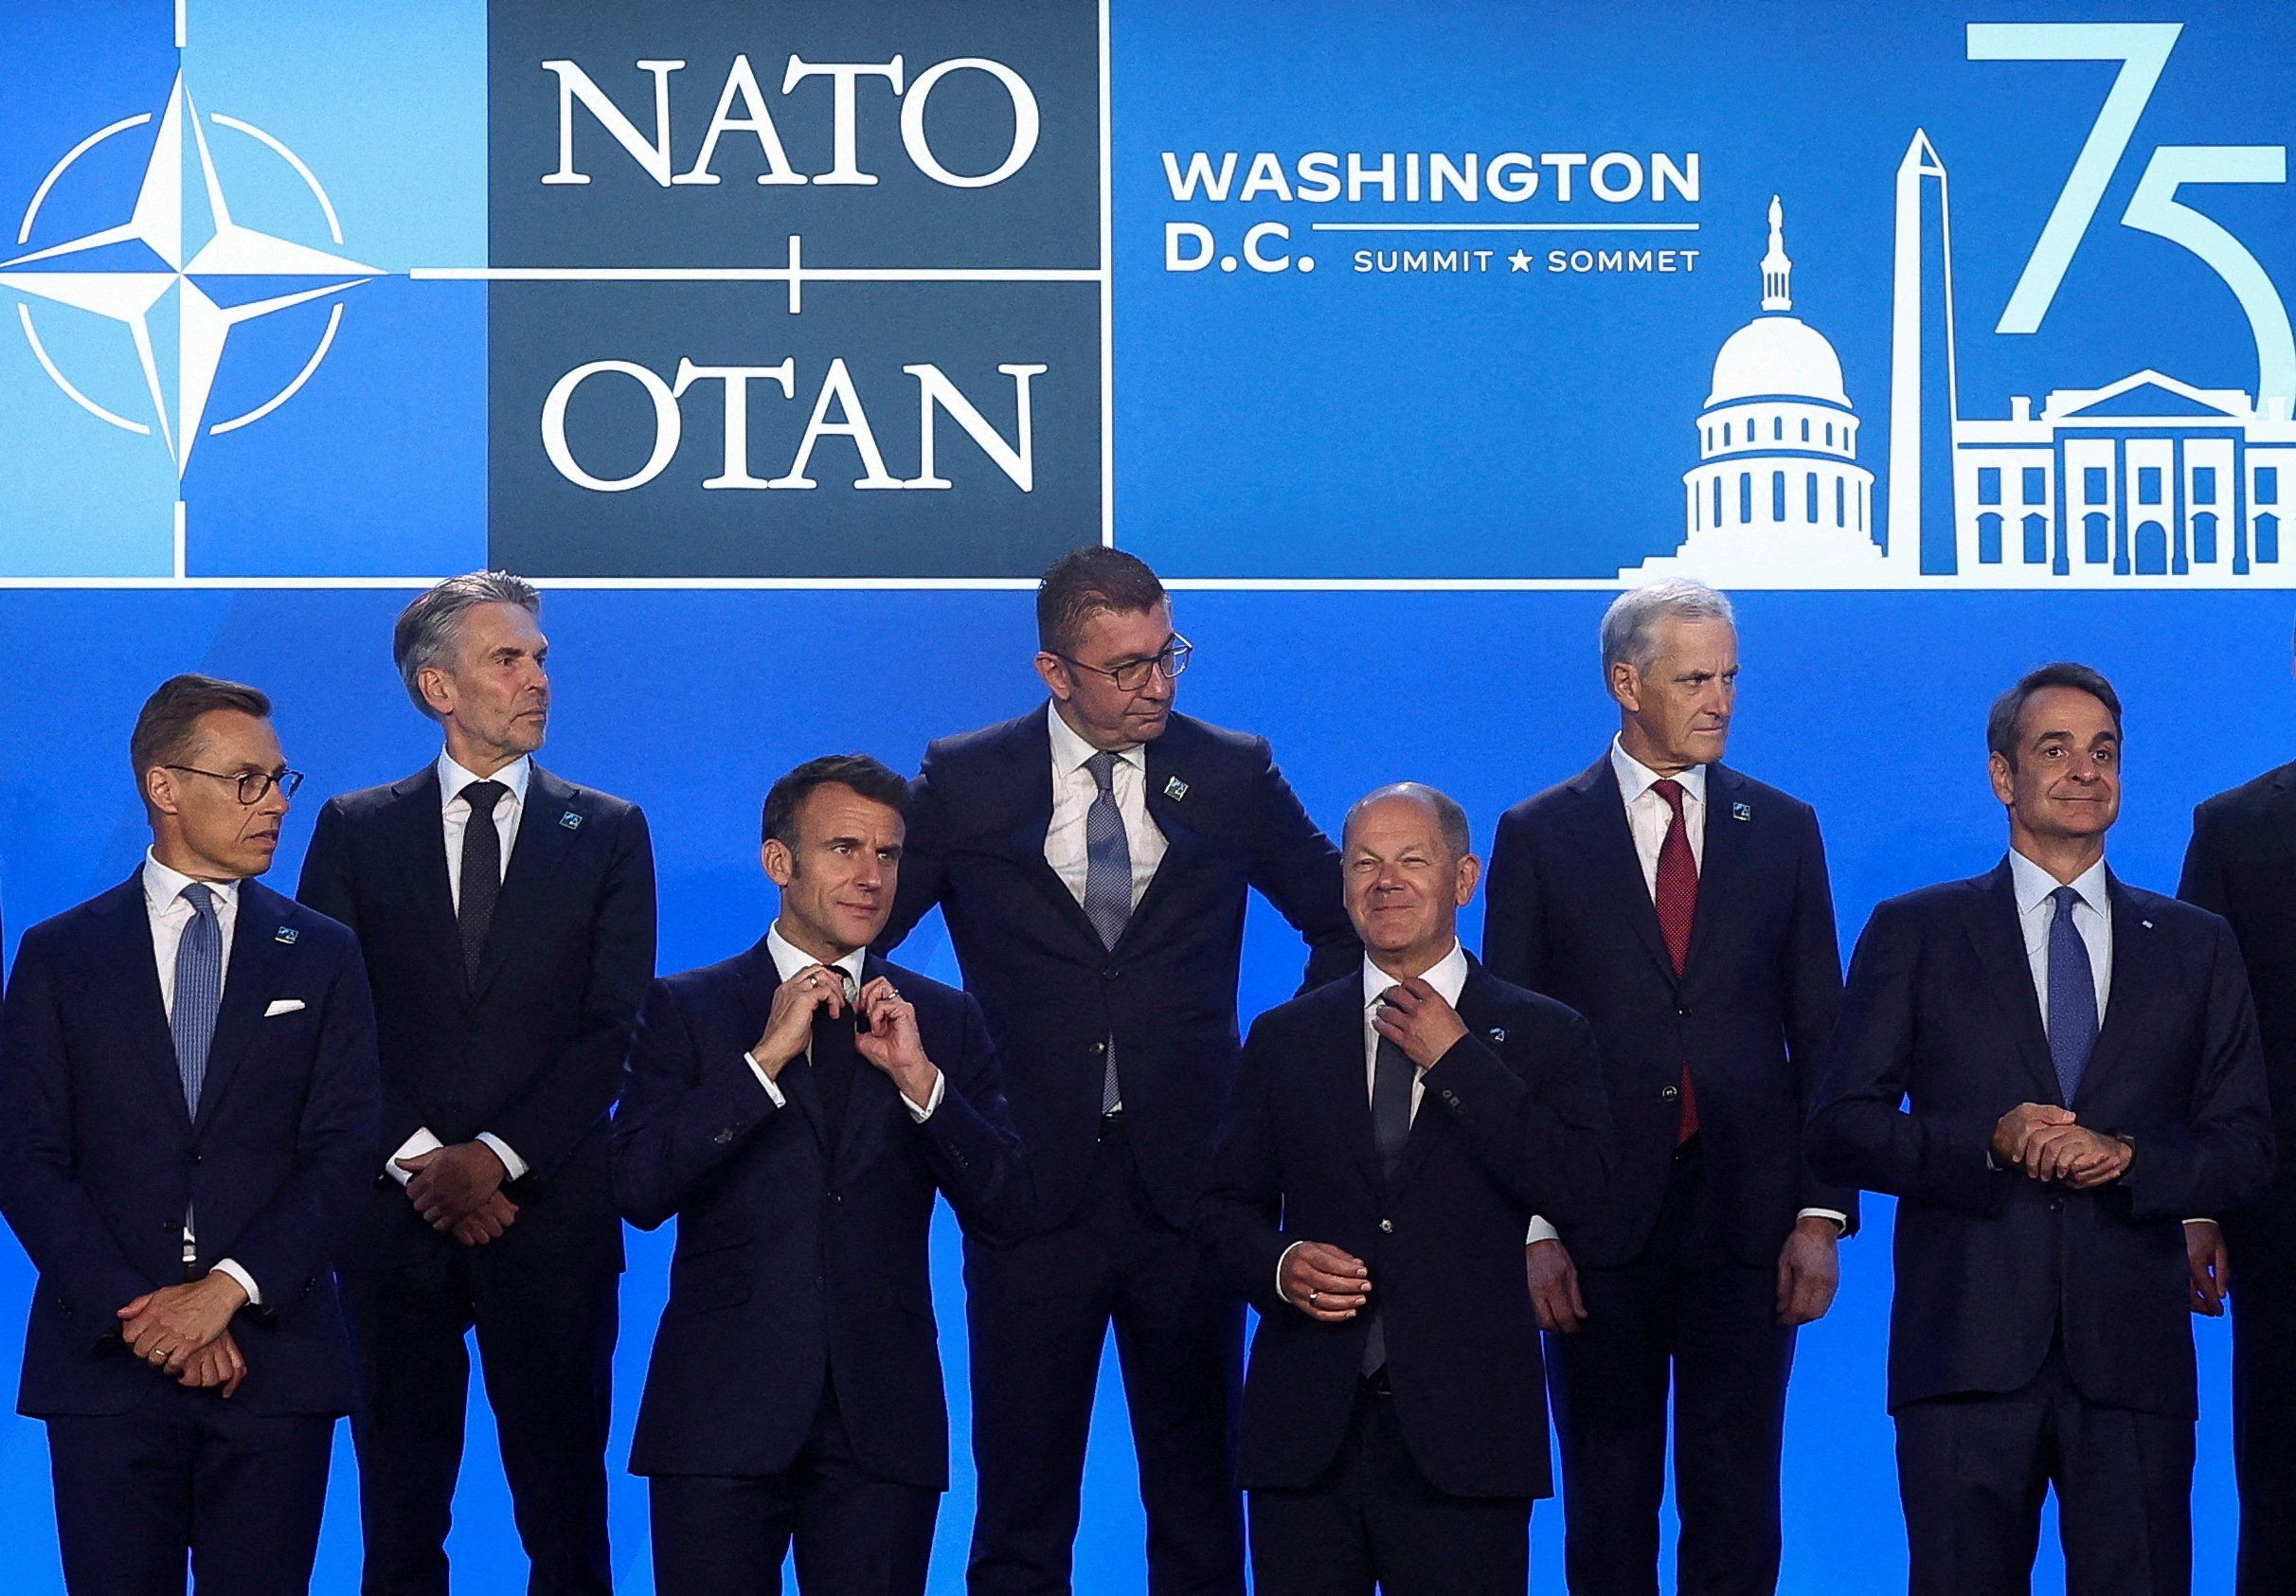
{"left": 1051, "top": 633, "right": 1193, "bottom": 694}
{"left": 164, "top": 764, "right": 306, "bottom": 805}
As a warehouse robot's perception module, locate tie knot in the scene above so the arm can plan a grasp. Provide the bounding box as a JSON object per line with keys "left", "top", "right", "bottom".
{"left": 2053, "top": 884, "right": 2085, "bottom": 918}
{"left": 459, "top": 780, "right": 509, "bottom": 818}
{"left": 1085, "top": 750, "right": 1121, "bottom": 795}
{"left": 1651, "top": 777, "right": 1687, "bottom": 816}
{"left": 180, "top": 882, "right": 218, "bottom": 921}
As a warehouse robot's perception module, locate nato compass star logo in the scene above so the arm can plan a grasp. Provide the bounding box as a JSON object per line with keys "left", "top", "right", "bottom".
{"left": 0, "top": 69, "right": 379, "bottom": 498}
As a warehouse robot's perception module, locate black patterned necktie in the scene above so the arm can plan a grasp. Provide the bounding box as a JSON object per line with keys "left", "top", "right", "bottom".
{"left": 810, "top": 973, "right": 862, "bottom": 1143}
{"left": 1364, "top": 1000, "right": 1416, "bottom": 1375}
{"left": 457, "top": 780, "right": 508, "bottom": 985}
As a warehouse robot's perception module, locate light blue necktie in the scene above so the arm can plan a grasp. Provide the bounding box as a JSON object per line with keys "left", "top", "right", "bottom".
{"left": 1082, "top": 752, "right": 1131, "bottom": 1114}
{"left": 171, "top": 883, "right": 224, "bottom": 1115}
{"left": 2046, "top": 885, "right": 2098, "bottom": 1104}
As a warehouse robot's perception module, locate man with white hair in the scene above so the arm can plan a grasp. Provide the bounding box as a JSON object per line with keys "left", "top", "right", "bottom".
{"left": 1483, "top": 580, "right": 1854, "bottom": 1596}
{"left": 299, "top": 571, "right": 657, "bottom": 1596}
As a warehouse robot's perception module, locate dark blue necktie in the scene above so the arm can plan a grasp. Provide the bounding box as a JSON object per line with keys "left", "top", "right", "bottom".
{"left": 1364, "top": 1003, "right": 1415, "bottom": 1374}
{"left": 2046, "top": 884, "right": 2098, "bottom": 1104}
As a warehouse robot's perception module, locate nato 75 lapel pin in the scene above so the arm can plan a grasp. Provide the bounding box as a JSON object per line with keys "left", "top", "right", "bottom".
{"left": 274, "top": 926, "right": 298, "bottom": 944}
{"left": 560, "top": 810, "right": 583, "bottom": 830}
{"left": 1731, "top": 801, "right": 1753, "bottom": 822}
{"left": 1164, "top": 777, "right": 1189, "bottom": 801}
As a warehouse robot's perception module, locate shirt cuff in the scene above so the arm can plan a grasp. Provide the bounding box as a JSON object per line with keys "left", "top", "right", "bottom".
{"left": 387, "top": 1127, "right": 444, "bottom": 1187}
{"left": 1276, "top": 1239, "right": 1306, "bottom": 1305}
{"left": 901, "top": 1071, "right": 946, "bottom": 1123}
{"left": 210, "top": 1258, "right": 260, "bottom": 1308}
{"left": 1798, "top": 1208, "right": 1850, "bottom": 1231}
{"left": 743, "top": 1051, "right": 787, "bottom": 1108}
{"left": 2185, "top": 1217, "right": 2218, "bottom": 1227}
{"left": 1526, "top": 1216, "right": 1561, "bottom": 1246}
{"left": 475, "top": 1133, "right": 528, "bottom": 1183}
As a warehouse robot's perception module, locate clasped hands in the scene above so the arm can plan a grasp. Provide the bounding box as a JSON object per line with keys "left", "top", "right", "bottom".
{"left": 398, "top": 1139, "right": 518, "bottom": 1246}
{"left": 1990, "top": 1103, "right": 2132, "bottom": 1188}
{"left": 117, "top": 1272, "right": 249, "bottom": 1396}
{"left": 751, "top": 962, "right": 941, "bottom": 1104}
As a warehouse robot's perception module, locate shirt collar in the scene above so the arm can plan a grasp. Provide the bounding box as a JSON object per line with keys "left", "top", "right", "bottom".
{"left": 766, "top": 922, "right": 869, "bottom": 993}
{"left": 1047, "top": 701, "right": 1147, "bottom": 777}
{"left": 438, "top": 749, "right": 530, "bottom": 811}
{"left": 1610, "top": 736, "right": 1706, "bottom": 806}
{"left": 1361, "top": 938, "right": 1470, "bottom": 1014}
{"left": 142, "top": 848, "right": 242, "bottom": 914}
{"left": 2008, "top": 848, "right": 2110, "bottom": 919}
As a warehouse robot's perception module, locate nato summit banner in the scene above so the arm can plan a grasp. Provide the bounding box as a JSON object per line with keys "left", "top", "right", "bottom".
{"left": 5, "top": 3, "right": 2291, "bottom": 589}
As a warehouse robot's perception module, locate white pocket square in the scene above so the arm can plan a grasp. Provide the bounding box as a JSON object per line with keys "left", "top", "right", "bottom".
{"left": 263, "top": 999, "right": 306, "bottom": 1018}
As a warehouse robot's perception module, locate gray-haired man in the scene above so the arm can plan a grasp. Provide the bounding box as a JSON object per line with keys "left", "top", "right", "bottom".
{"left": 299, "top": 571, "right": 656, "bottom": 1596}
{"left": 1482, "top": 580, "right": 1854, "bottom": 1596}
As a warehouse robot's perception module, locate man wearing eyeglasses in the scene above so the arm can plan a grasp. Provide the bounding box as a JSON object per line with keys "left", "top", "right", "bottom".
{"left": 881, "top": 547, "right": 1358, "bottom": 1596}
{"left": 298, "top": 572, "right": 656, "bottom": 1596}
{"left": 0, "top": 673, "right": 379, "bottom": 1592}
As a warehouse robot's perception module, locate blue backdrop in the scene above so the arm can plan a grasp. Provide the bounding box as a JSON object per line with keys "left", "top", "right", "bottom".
{"left": 3, "top": 0, "right": 2293, "bottom": 1588}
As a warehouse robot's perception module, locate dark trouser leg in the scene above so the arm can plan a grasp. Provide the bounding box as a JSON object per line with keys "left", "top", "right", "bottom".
{"left": 2226, "top": 1204, "right": 2296, "bottom": 1596}
{"left": 964, "top": 1130, "right": 1122, "bottom": 1595}
{"left": 342, "top": 1253, "right": 475, "bottom": 1596}
{"left": 470, "top": 1244, "right": 619, "bottom": 1595}
{"left": 1109, "top": 1147, "right": 1246, "bottom": 1596}
{"left": 48, "top": 1399, "right": 194, "bottom": 1596}
{"left": 1360, "top": 1387, "right": 1531, "bottom": 1596}
{"left": 187, "top": 1402, "right": 335, "bottom": 1595}
{"left": 1894, "top": 1386, "right": 2050, "bottom": 1596}
{"left": 790, "top": 1387, "right": 941, "bottom": 1596}
{"left": 2052, "top": 1386, "right": 2194, "bottom": 1596}
{"left": 648, "top": 1472, "right": 794, "bottom": 1596}
{"left": 1245, "top": 1388, "right": 1376, "bottom": 1596}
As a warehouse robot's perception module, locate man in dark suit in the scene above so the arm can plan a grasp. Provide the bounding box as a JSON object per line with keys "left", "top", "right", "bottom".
{"left": 297, "top": 572, "right": 656, "bottom": 1596}
{"left": 1482, "top": 579, "right": 1852, "bottom": 1596}
{"left": 1812, "top": 662, "right": 2272, "bottom": 1596}
{"left": 881, "top": 547, "right": 1355, "bottom": 1595}
{"left": 2179, "top": 717, "right": 2296, "bottom": 1594}
{"left": 0, "top": 673, "right": 379, "bottom": 1593}
{"left": 1197, "top": 782, "right": 1610, "bottom": 1594}
{"left": 615, "top": 753, "right": 1031, "bottom": 1596}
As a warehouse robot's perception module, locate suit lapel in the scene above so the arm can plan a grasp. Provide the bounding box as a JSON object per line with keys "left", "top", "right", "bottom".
{"left": 385, "top": 765, "right": 462, "bottom": 984}
{"left": 999, "top": 710, "right": 1110, "bottom": 954}
{"left": 1958, "top": 864, "right": 2064, "bottom": 1104}
{"left": 1330, "top": 981, "right": 1386, "bottom": 1194}
{"left": 472, "top": 764, "right": 583, "bottom": 1001}
{"left": 193, "top": 882, "right": 293, "bottom": 1130}
{"left": 1683, "top": 764, "right": 1746, "bottom": 977}
{"left": 1571, "top": 759, "right": 1676, "bottom": 987}
{"left": 1391, "top": 960, "right": 1500, "bottom": 1195}
{"left": 94, "top": 876, "right": 189, "bottom": 1128}
{"left": 2267, "top": 768, "right": 2296, "bottom": 874}
{"left": 2070, "top": 877, "right": 2156, "bottom": 1111}
{"left": 1121, "top": 745, "right": 1204, "bottom": 952}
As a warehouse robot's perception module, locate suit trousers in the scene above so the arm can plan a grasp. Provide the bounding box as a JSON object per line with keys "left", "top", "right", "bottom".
{"left": 46, "top": 1383, "right": 333, "bottom": 1596}
{"left": 1247, "top": 1376, "right": 1533, "bottom": 1596}
{"left": 1894, "top": 1344, "right": 2194, "bottom": 1596}
{"left": 647, "top": 1385, "right": 939, "bottom": 1596}
{"left": 341, "top": 1233, "right": 619, "bottom": 1596}
{"left": 2226, "top": 1197, "right": 2296, "bottom": 1595}
{"left": 963, "top": 1115, "right": 1246, "bottom": 1596}
{"left": 1547, "top": 1138, "right": 1797, "bottom": 1596}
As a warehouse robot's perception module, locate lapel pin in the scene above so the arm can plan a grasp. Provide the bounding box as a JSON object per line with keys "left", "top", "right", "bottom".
{"left": 2141, "top": 919, "right": 2154, "bottom": 929}
{"left": 1487, "top": 1026, "right": 1507, "bottom": 1044}
{"left": 274, "top": 926, "right": 299, "bottom": 945}
{"left": 1731, "top": 801, "right": 1753, "bottom": 822}
{"left": 1163, "top": 777, "right": 1189, "bottom": 801}
{"left": 559, "top": 810, "right": 583, "bottom": 830}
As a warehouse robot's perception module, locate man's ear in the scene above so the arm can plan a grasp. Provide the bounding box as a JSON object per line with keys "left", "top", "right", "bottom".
{"left": 1454, "top": 852, "right": 1483, "bottom": 907}
{"left": 1608, "top": 660, "right": 1642, "bottom": 714}
{"left": 144, "top": 765, "right": 181, "bottom": 817}
{"left": 1987, "top": 750, "right": 2017, "bottom": 807}
{"left": 418, "top": 664, "right": 457, "bottom": 720}
{"left": 1034, "top": 652, "right": 1073, "bottom": 703}
{"left": 762, "top": 837, "right": 794, "bottom": 888}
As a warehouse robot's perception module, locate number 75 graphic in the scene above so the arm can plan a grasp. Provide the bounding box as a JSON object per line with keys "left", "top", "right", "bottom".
{"left": 1970, "top": 21, "right": 2293, "bottom": 411}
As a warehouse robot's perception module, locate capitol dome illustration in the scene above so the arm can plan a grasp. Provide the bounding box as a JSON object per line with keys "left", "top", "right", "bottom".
{"left": 1623, "top": 196, "right": 1885, "bottom": 585}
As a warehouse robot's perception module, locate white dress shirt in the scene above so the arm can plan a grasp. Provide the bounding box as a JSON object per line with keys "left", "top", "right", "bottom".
{"left": 2006, "top": 848, "right": 2113, "bottom": 1033}
{"left": 741, "top": 923, "right": 943, "bottom": 1121}
{"left": 140, "top": 850, "right": 260, "bottom": 1305}
{"left": 383, "top": 750, "right": 535, "bottom": 1188}
{"left": 1528, "top": 739, "right": 1843, "bottom": 1246}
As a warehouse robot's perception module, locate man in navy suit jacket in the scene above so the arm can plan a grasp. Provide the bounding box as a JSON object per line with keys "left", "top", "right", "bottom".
{"left": 1812, "top": 663, "right": 2272, "bottom": 1596}
{"left": 880, "top": 548, "right": 1356, "bottom": 1595}
{"left": 297, "top": 573, "right": 656, "bottom": 1596}
{"left": 0, "top": 674, "right": 379, "bottom": 1594}
{"left": 1198, "top": 783, "right": 1611, "bottom": 1595}
{"left": 1483, "top": 580, "right": 1853, "bottom": 1596}
{"left": 614, "top": 754, "right": 1030, "bottom": 1596}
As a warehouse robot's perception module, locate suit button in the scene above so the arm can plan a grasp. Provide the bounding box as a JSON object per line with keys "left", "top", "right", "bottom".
{"left": 714, "top": 1128, "right": 736, "bottom": 1145}
{"left": 1088, "top": 1041, "right": 1107, "bottom": 1055}
{"left": 828, "top": 1192, "right": 843, "bottom": 1205}
{"left": 1661, "top": 1085, "right": 1679, "bottom": 1102}
{"left": 189, "top": 1153, "right": 204, "bottom": 1166}
{"left": 1677, "top": 1006, "right": 1691, "bottom": 1018}
{"left": 1103, "top": 966, "right": 1121, "bottom": 980}
{"left": 2049, "top": 1197, "right": 2064, "bottom": 1212}
{"left": 1442, "top": 1091, "right": 1459, "bottom": 1106}
{"left": 1379, "top": 1219, "right": 1394, "bottom": 1234}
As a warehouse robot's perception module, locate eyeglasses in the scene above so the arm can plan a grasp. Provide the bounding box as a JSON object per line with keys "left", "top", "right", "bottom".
{"left": 165, "top": 765, "right": 305, "bottom": 805}
{"left": 1054, "top": 633, "right": 1193, "bottom": 694}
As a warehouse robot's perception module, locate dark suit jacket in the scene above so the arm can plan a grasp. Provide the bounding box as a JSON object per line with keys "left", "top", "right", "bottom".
{"left": 1809, "top": 861, "right": 2272, "bottom": 1417}
{"left": 613, "top": 943, "right": 1028, "bottom": 1487}
{"left": 1483, "top": 756, "right": 1854, "bottom": 1266}
{"left": 880, "top": 708, "right": 1357, "bottom": 1231}
{"left": 0, "top": 875, "right": 379, "bottom": 1416}
{"left": 297, "top": 762, "right": 655, "bottom": 1268}
{"left": 1195, "top": 961, "right": 1611, "bottom": 1498}
{"left": 2181, "top": 762, "right": 2296, "bottom": 1199}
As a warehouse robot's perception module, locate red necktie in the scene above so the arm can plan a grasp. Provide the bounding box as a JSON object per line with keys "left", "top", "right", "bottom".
{"left": 1651, "top": 779, "right": 1701, "bottom": 1144}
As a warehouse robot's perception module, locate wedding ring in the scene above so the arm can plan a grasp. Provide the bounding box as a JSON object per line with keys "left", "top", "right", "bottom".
{"left": 1308, "top": 1289, "right": 1319, "bottom": 1304}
